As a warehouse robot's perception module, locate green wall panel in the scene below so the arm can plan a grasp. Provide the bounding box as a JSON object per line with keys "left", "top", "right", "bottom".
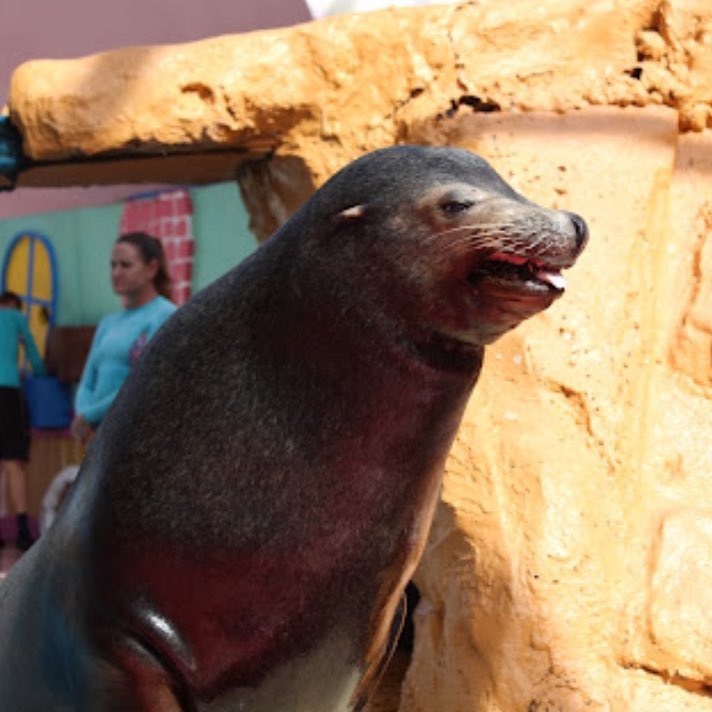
{"left": 0, "top": 182, "right": 258, "bottom": 327}
{"left": 191, "top": 181, "right": 257, "bottom": 291}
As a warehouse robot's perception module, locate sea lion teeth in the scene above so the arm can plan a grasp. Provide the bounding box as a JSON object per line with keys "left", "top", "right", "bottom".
{"left": 535, "top": 269, "right": 568, "bottom": 291}
{"left": 483, "top": 253, "right": 569, "bottom": 292}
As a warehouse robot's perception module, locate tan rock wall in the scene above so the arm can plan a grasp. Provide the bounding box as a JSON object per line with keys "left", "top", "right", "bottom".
{"left": 7, "top": 0, "right": 712, "bottom": 227}
{"left": 400, "top": 107, "right": 712, "bottom": 711}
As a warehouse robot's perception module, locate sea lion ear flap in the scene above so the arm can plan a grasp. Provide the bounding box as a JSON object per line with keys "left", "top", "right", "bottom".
{"left": 334, "top": 204, "right": 368, "bottom": 222}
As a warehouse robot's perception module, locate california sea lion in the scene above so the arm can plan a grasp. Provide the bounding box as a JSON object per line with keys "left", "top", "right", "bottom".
{"left": 0, "top": 145, "right": 587, "bottom": 711}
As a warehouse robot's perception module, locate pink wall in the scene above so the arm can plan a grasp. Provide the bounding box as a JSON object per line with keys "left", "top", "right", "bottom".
{"left": 0, "top": 0, "right": 312, "bottom": 218}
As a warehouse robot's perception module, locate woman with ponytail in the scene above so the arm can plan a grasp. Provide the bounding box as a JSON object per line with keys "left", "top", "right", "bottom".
{"left": 71, "top": 232, "right": 177, "bottom": 445}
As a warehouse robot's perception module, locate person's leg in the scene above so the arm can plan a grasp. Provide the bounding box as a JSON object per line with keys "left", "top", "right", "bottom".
{"left": 6, "top": 461, "right": 30, "bottom": 528}
{"left": 4, "top": 459, "right": 33, "bottom": 549}
{"left": 0, "top": 389, "right": 13, "bottom": 548}
{"left": 0, "top": 386, "right": 34, "bottom": 550}
{"left": 5, "top": 459, "right": 28, "bottom": 513}
{"left": 0, "top": 462, "right": 4, "bottom": 547}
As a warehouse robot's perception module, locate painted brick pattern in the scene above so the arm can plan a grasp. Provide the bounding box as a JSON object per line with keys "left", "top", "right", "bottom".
{"left": 119, "top": 189, "right": 195, "bottom": 305}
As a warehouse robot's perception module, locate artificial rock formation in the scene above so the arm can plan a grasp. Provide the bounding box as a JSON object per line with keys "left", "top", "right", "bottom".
{"left": 7, "top": 0, "right": 712, "bottom": 235}
{"left": 6, "top": 1, "right": 712, "bottom": 711}
{"left": 401, "top": 105, "right": 712, "bottom": 711}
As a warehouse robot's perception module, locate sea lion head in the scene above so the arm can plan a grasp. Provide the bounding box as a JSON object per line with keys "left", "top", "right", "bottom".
{"left": 287, "top": 145, "right": 588, "bottom": 358}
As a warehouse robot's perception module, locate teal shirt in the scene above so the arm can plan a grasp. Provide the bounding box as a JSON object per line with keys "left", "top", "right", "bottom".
{"left": 75, "top": 296, "right": 176, "bottom": 425}
{"left": 0, "top": 307, "right": 45, "bottom": 387}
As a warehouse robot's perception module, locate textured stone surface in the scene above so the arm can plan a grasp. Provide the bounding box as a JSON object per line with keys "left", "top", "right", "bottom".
{"left": 7, "top": 1, "right": 712, "bottom": 202}
{"left": 647, "top": 511, "right": 712, "bottom": 679}
{"left": 6, "top": 2, "right": 712, "bottom": 711}
{"left": 398, "top": 106, "right": 712, "bottom": 711}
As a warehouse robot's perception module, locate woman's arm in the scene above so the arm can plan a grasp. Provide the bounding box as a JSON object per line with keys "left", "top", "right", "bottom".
{"left": 18, "top": 314, "right": 46, "bottom": 376}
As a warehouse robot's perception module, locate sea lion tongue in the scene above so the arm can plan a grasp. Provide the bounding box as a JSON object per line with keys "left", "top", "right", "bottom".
{"left": 536, "top": 269, "right": 567, "bottom": 291}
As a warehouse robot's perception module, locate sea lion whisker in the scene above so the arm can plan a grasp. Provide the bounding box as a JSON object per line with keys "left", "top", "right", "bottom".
{"left": 431, "top": 225, "right": 492, "bottom": 241}
{"left": 434, "top": 235, "right": 508, "bottom": 254}
{"left": 436, "top": 225, "right": 522, "bottom": 244}
{"left": 440, "top": 230, "right": 520, "bottom": 250}
{"left": 434, "top": 221, "right": 521, "bottom": 240}
{"left": 431, "top": 231, "right": 531, "bottom": 256}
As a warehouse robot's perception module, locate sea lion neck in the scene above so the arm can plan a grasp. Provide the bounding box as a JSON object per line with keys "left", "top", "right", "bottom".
{"left": 262, "top": 231, "right": 483, "bottom": 383}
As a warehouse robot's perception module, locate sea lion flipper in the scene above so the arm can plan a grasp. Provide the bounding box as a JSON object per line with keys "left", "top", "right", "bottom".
{"left": 351, "top": 592, "right": 407, "bottom": 711}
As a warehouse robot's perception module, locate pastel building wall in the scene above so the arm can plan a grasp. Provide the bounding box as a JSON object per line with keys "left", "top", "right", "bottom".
{"left": 119, "top": 189, "right": 196, "bottom": 305}
{"left": 0, "top": 181, "right": 257, "bottom": 326}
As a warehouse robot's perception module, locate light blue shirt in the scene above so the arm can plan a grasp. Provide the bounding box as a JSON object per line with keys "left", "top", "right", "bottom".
{"left": 75, "top": 296, "right": 176, "bottom": 425}
{"left": 0, "top": 307, "right": 45, "bottom": 387}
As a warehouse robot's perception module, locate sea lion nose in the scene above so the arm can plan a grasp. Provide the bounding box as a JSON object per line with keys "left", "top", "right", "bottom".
{"left": 567, "top": 212, "right": 589, "bottom": 252}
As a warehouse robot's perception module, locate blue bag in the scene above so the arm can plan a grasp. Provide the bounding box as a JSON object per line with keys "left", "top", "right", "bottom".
{"left": 21, "top": 376, "right": 72, "bottom": 429}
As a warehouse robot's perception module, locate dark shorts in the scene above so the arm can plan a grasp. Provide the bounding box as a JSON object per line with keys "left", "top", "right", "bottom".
{"left": 0, "top": 386, "right": 30, "bottom": 461}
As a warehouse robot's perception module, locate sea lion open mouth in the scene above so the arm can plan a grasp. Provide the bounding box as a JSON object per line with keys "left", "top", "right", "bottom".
{"left": 469, "top": 251, "right": 570, "bottom": 294}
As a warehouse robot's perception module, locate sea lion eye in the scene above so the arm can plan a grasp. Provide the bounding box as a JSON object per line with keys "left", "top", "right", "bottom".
{"left": 439, "top": 200, "right": 474, "bottom": 214}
